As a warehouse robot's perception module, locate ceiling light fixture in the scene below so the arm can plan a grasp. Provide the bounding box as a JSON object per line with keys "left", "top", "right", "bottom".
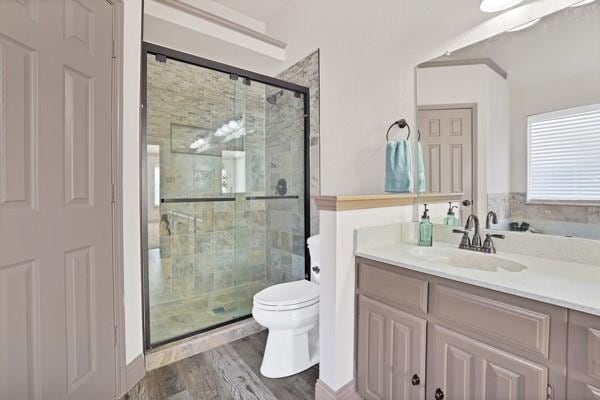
{"left": 480, "top": 0, "right": 524, "bottom": 12}
{"left": 506, "top": 18, "right": 541, "bottom": 32}
{"left": 571, "top": 0, "right": 597, "bottom": 6}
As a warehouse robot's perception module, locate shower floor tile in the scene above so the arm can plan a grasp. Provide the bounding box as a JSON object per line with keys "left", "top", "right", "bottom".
{"left": 149, "top": 281, "right": 268, "bottom": 344}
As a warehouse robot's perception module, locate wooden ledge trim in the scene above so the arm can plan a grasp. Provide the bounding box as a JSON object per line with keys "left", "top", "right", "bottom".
{"left": 313, "top": 193, "right": 463, "bottom": 211}
{"left": 418, "top": 192, "right": 464, "bottom": 204}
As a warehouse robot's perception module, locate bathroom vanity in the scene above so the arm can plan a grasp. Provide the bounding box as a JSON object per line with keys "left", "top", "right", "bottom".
{"left": 354, "top": 233, "right": 600, "bottom": 400}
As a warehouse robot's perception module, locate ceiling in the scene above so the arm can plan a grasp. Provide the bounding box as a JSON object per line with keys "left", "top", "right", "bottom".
{"left": 214, "top": 0, "right": 290, "bottom": 23}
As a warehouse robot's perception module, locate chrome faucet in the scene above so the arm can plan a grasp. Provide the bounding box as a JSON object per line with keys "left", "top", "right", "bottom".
{"left": 486, "top": 211, "right": 498, "bottom": 229}
{"left": 453, "top": 213, "right": 505, "bottom": 253}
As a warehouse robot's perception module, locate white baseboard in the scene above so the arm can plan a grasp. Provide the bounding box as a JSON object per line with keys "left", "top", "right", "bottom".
{"left": 125, "top": 354, "right": 145, "bottom": 393}
{"left": 315, "top": 379, "right": 362, "bottom": 400}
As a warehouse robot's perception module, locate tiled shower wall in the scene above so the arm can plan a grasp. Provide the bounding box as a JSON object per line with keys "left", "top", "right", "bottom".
{"left": 263, "top": 50, "right": 321, "bottom": 283}
{"left": 277, "top": 50, "right": 321, "bottom": 235}
{"left": 146, "top": 56, "right": 268, "bottom": 307}
{"left": 264, "top": 86, "right": 306, "bottom": 284}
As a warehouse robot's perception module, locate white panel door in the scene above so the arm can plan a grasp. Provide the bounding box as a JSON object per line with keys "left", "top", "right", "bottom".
{"left": 0, "top": 1, "right": 116, "bottom": 399}
{"left": 418, "top": 107, "right": 473, "bottom": 219}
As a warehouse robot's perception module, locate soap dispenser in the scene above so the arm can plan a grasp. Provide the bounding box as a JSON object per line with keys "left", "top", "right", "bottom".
{"left": 443, "top": 202, "right": 460, "bottom": 226}
{"left": 419, "top": 204, "right": 433, "bottom": 247}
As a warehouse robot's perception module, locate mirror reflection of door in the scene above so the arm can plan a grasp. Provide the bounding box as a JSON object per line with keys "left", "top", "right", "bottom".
{"left": 417, "top": 106, "right": 474, "bottom": 221}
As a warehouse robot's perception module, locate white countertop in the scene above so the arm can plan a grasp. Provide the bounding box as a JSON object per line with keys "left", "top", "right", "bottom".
{"left": 355, "top": 241, "right": 600, "bottom": 317}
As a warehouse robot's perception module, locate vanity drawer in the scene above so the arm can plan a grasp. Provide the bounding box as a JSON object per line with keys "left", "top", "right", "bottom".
{"left": 357, "top": 261, "right": 428, "bottom": 315}
{"left": 429, "top": 282, "right": 554, "bottom": 358}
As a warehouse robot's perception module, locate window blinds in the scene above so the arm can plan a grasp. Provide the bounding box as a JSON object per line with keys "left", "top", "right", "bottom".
{"left": 527, "top": 103, "right": 600, "bottom": 202}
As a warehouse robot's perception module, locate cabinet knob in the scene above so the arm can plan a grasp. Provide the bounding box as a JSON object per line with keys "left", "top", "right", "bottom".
{"left": 411, "top": 374, "right": 420, "bottom": 386}
{"left": 462, "top": 199, "right": 472, "bottom": 207}
{"left": 434, "top": 388, "right": 445, "bottom": 400}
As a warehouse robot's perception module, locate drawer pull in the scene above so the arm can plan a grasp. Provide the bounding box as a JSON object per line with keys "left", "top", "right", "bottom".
{"left": 411, "top": 374, "right": 420, "bottom": 386}
{"left": 434, "top": 388, "right": 445, "bottom": 400}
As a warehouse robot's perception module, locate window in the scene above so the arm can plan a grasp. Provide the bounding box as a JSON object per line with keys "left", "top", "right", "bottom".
{"left": 527, "top": 103, "right": 600, "bottom": 203}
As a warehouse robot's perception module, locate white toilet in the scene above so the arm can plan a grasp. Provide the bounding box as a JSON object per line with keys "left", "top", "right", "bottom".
{"left": 252, "top": 235, "right": 321, "bottom": 378}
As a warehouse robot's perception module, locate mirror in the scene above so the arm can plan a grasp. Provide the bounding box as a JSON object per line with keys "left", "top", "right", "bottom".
{"left": 416, "top": 1, "right": 600, "bottom": 240}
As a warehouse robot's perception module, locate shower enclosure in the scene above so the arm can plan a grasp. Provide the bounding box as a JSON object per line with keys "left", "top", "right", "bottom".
{"left": 141, "top": 44, "right": 310, "bottom": 348}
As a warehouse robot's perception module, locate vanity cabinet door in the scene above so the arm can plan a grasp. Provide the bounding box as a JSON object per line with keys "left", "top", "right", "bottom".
{"left": 568, "top": 311, "right": 600, "bottom": 399}
{"left": 357, "top": 295, "right": 426, "bottom": 400}
{"left": 427, "top": 323, "right": 548, "bottom": 400}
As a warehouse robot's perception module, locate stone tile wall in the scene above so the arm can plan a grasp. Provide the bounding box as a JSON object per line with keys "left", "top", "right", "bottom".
{"left": 276, "top": 50, "right": 321, "bottom": 235}
{"left": 262, "top": 50, "right": 321, "bottom": 284}
{"left": 264, "top": 88, "right": 306, "bottom": 283}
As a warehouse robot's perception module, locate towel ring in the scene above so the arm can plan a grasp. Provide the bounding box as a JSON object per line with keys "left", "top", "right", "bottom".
{"left": 417, "top": 129, "right": 421, "bottom": 142}
{"left": 386, "top": 119, "right": 411, "bottom": 141}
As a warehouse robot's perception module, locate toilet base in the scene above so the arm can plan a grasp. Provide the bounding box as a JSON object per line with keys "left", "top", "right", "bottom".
{"left": 260, "top": 325, "right": 319, "bottom": 378}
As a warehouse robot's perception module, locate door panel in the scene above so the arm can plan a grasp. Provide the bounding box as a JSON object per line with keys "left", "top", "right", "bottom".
{"left": 428, "top": 324, "right": 547, "bottom": 400}
{"left": 444, "top": 343, "right": 476, "bottom": 399}
{"left": 358, "top": 296, "right": 386, "bottom": 400}
{"left": 418, "top": 108, "right": 473, "bottom": 219}
{"left": 568, "top": 311, "right": 600, "bottom": 399}
{"left": 357, "top": 295, "right": 426, "bottom": 400}
{"left": 0, "top": 1, "right": 116, "bottom": 399}
{"left": 388, "top": 307, "right": 426, "bottom": 400}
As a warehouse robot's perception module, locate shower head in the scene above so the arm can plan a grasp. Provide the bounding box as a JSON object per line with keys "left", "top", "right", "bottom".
{"left": 266, "top": 90, "right": 284, "bottom": 105}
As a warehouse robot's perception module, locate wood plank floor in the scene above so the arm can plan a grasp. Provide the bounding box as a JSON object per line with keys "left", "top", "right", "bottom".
{"left": 124, "top": 331, "right": 319, "bottom": 400}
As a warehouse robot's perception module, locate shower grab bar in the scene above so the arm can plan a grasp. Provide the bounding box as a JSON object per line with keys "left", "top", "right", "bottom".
{"left": 246, "top": 195, "right": 299, "bottom": 200}
{"left": 161, "top": 197, "right": 235, "bottom": 203}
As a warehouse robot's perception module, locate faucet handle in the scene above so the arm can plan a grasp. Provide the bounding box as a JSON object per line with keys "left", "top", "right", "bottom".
{"left": 453, "top": 229, "right": 471, "bottom": 249}
{"left": 482, "top": 233, "right": 505, "bottom": 254}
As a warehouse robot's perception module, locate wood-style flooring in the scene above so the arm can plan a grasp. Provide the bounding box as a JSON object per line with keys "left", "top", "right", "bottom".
{"left": 125, "top": 331, "right": 319, "bottom": 400}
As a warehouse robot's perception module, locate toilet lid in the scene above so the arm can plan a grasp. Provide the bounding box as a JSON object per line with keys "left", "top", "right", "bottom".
{"left": 253, "top": 279, "right": 319, "bottom": 308}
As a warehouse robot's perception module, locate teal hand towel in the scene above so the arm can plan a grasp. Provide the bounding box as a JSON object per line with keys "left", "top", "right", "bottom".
{"left": 417, "top": 142, "right": 426, "bottom": 193}
{"left": 385, "top": 140, "right": 413, "bottom": 193}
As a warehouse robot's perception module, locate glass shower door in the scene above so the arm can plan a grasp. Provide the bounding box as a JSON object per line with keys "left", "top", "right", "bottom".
{"left": 146, "top": 54, "right": 246, "bottom": 345}
{"left": 144, "top": 45, "right": 309, "bottom": 348}
{"left": 234, "top": 82, "right": 307, "bottom": 316}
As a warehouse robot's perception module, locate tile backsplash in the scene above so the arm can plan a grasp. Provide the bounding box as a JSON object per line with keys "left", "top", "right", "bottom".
{"left": 488, "top": 192, "right": 600, "bottom": 225}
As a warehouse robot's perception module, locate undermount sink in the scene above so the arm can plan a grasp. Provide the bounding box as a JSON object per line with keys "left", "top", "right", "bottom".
{"left": 408, "top": 246, "right": 527, "bottom": 272}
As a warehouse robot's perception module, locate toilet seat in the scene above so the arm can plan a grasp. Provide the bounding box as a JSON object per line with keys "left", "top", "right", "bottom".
{"left": 253, "top": 279, "right": 319, "bottom": 311}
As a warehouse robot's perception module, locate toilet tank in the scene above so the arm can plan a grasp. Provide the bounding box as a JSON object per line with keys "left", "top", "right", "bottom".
{"left": 307, "top": 235, "right": 320, "bottom": 283}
